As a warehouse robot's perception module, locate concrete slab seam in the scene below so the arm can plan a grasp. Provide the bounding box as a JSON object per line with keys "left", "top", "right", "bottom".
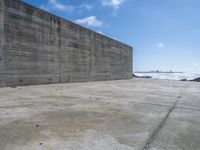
{"left": 143, "top": 96, "right": 181, "bottom": 150}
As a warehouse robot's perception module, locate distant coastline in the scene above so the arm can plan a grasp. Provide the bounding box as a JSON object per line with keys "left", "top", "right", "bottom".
{"left": 134, "top": 71, "right": 183, "bottom": 74}
{"left": 133, "top": 72, "right": 200, "bottom": 82}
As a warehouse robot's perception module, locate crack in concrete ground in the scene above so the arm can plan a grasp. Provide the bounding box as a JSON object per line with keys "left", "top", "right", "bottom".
{"left": 142, "top": 84, "right": 191, "bottom": 150}
{"left": 143, "top": 96, "right": 181, "bottom": 150}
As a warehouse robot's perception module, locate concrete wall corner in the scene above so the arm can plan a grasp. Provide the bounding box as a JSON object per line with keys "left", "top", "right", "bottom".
{"left": 130, "top": 46, "right": 134, "bottom": 76}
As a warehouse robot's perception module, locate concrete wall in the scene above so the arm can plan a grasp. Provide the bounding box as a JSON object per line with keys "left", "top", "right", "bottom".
{"left": 0, "top": 0, "right": 5, "bottom": 86}
{"left": 0, "top": 0, "right": 133, "bottom": 87}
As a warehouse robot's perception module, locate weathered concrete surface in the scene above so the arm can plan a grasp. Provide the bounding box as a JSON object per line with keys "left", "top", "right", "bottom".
{"left": 0, "top": 0, "right": 5, "bottom": 86}
{"left": 0, "top": 0, "right": 132, "bottom": 87}
{"left": 0, "top": 78, "right": 200, "bottom": 150}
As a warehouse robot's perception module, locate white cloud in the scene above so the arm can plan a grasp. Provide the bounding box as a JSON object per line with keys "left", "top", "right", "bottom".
{"left": 97, "top": 30, "right": 104, "bottom": 34}
{"left": 157, "top": 43, "right": 165, "bottom": 48}
{"left": 192, "top": 62, "right": 200, "bottom": 67}
{"left": 102, "top": 0, "right": 125, "bottom": 10}
{"left": 40, "top": 0, "right": 74, "bottom": 12}
{"left": 79, "top": 4, "right": 93, "bottom": 10}
{"left": 75, "top": 16, "right": 103, "bottom": 27}
{"left": 40, "top": 4, "right": 50, "bottom": 11}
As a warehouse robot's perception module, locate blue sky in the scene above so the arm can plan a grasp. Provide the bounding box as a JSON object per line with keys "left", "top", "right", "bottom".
{"left": 23, "top": 0, "right": 200, "bottom": 73}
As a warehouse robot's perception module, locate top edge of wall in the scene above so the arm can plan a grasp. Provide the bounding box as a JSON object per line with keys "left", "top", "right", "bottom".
{"left": 14, "top": 0, "right": 133, "bottom": 50}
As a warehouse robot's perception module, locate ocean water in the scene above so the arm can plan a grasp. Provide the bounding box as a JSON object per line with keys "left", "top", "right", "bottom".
{"left": 134, "top": 73, "right": 200, "bottom": 81}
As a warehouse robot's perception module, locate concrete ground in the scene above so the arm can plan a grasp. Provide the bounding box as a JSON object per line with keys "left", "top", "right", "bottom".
{"left": 0, "top": 78, "right": 200, "bottom": 150}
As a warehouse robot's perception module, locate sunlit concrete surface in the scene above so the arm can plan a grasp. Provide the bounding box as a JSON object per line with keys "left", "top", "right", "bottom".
{"left": 0, "top": 78, "right": 200, "bottom": 150}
